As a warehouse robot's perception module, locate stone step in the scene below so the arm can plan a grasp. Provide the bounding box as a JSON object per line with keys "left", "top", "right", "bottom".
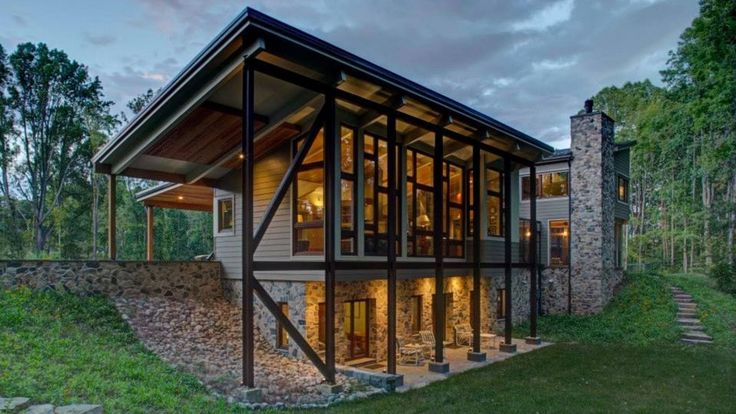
{"left": 678, "top": 303, "right": 697, "bottom": 309}
{"left": 673, "top": 293, "right": 692, "bottom": 298}
{"left": 681, "top": 338, "right": 713, "bottom": 345}
{"left": 677, "top": 312, "right": 697, "bottom": 319}
{"left": 677, "top": 318, "right": 701, "bottom": 326}
{"left": 682, "top": 331, "right": 713, "bottom": 341}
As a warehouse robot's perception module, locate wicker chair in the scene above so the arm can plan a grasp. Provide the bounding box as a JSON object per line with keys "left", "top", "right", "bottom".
{"left": 396, "top": 336, "right": 424, "bottom": 365}
{"left": 454, "top": 323, "right": 473, "bottom": 347}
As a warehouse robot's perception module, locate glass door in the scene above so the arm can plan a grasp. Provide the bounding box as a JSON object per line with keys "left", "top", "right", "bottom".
{"left": 343, "top": 299, "right": 369, "bottom": 359}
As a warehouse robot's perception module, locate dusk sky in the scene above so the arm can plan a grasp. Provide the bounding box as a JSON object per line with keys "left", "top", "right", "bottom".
{"left": 0, "top": 0, "right": 698, "bottom": 149}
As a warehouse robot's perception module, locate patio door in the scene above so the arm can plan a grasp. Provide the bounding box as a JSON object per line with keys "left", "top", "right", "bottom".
{"left": 344, "top": 299, "right": 370, "bottom": 360}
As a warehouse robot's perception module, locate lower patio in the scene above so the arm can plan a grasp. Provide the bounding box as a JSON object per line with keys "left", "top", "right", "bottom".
{"left": 340, "top": 338, "right": 548, "bottom": 391}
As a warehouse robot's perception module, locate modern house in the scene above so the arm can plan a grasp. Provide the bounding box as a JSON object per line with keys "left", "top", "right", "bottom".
{"left": 93, "top": 8, "right": 630, "bottom": 388}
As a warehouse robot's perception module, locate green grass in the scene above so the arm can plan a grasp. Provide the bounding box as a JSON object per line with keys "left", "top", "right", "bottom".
{"left": 0, "top": 287, "right": 246, "bottom": 414}
{"left": 2, "top": 272, "right": 735, "bottom": 413}
{"left": 516, "top": 272, "right": 681, "bottom": 344}
{"left": 668, "top": 272, "right": 736, "bottom": 348}
{"left": 314, "top": 344, "right": 735, "bottom": 414}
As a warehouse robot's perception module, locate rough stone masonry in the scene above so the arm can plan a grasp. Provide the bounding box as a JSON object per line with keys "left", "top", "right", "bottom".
{"left": 569, "top": 107, "right": 622, "bottom": 314}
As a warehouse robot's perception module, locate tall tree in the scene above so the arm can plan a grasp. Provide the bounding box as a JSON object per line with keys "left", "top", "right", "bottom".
{"left": 2, "top": 43, "right": 115, "bottom": 254}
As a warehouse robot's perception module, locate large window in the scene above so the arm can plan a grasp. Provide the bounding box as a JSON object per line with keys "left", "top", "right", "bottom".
{"left": 522, "top": 171, "right": 569, "bottom": 200}
{"left": 486, "top": 168, "right": 503, "bottom": 237}
{"left": 363, "top": 134, "right": 399, "bottom": 255}
{"left": 340, "top": 126, "right": 357, "bottom": 254}
{"left": 293, "top": 130, "right": 324, "bottom": 255}
{"left": 216, "top": 197, "right": 234, "bottom": 234}
{"left": 406, "top": 148, "right": 464, "bottom": 257}
{"left": 617, "top": 175, "right": 629, "bottom": 203}
{"left": 549, "top": 219, "right": 570, "bottom": 266}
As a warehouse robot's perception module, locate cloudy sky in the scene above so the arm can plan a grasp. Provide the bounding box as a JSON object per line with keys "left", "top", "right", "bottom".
{"left": 0, "top": 0, "right": 698, "bottom": 148}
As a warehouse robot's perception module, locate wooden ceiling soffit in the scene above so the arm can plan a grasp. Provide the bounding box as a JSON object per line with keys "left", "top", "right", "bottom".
{"left": 142, "top": 184, "right": 213, "bottom": 212}
{"left": 222, "top": 122, "right": 301, "bottom": 169}
{"left": 122, "top": 167, "right": 217, "bottom": 188}
{"left": 143, "top": 105, "right": 267, "bottom": 165}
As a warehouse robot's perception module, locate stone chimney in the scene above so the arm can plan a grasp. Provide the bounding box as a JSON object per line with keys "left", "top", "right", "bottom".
{"left": 569, "top": 99, "right": 618, "bottom": 314}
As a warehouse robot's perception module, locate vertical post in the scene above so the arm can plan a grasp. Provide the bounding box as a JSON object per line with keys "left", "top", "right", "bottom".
{"left": 107, "top": 174, "right": 117, "bottom": 260}
{"left": 468, "top": 144, "right": 486, "bottom": 361}
{"left": 526, "top": 165, "right": 541, "bottom": 345}
{"left": 386, "top": 113, "right": 397, "bottom": 374}
{"left": 145, "top": 205, "right": 154, "bottom": 261}
{"left": 500, "top": 157, "right": 516, "bottom": 353}
{"left": 241, "top": 60, "right": 255, "bottom": 387}
{"left": 429, "top": 130, "right": 449, "bottom": 373}
{"left": 324, "top": 91, "right": 337, "bottom": 383}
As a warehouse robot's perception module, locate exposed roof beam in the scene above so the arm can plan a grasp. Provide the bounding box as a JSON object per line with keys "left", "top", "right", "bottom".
{"left": 357, "top": 96, "right": 407, "bottom": 129}
{"left": 122, "top": 167, "right": 217, "bottom": 187}
{"left": 185, "top": 92, "right": 323, "bottom": 184}
{"left": 143, "top": 200, "right": 212, "bottom": 212}
{"left": 200, "top": 101, "right": 270, "bottom": 124}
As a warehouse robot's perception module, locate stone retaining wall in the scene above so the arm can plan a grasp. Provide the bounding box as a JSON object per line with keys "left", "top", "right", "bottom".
{"left": 541, "top": 267, "right": 570, "bottom": 315}
{"left": 0, "top": 260, "right": 223, "bottom": 301}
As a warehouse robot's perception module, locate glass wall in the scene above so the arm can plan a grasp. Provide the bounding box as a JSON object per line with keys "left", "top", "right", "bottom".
{"left": 340, "top": 126, "right": 357, "bottom": 254}
{"left": 486, "top": 168, "right": 503, "bottom": 237}
{"left": 293, "top": 130, "right": 324, "bottom": 255}
{"left": 522, "top": 171, "right": 568, "bottom": 200}
{"left": 549, "top": 219, "right": 569, "bottom": 266}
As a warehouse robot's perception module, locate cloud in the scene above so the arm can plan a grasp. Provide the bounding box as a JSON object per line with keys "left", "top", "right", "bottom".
{"left": 83, "top": 33, "right": 117, "bottom": 46}
{"left": 511, "top": 0, "right": 575, "bottom": 32}
{"left": 121, "top": 0, "right": 697, "bottom": 148}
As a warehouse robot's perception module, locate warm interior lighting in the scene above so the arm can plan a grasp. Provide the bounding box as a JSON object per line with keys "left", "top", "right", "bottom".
{"left": 177, "top": 195, "right": 184, "bottom": 200}
{"left": 239, "top": 153, "right": 244, "bottom": 159}
{"left": 525, "top": 230, "right": 532, "bottom": 238}
{"left": 418, "top": 214, "right": 431, "bottom": 228}
{"left": 562, "top": 229, "right": 568, "bottom": 237}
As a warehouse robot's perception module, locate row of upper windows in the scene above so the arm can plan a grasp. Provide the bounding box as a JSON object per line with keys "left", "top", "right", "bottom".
{"left": 291, "top": 125, "right": 508, "bottom": 258}
{"left": 521, "top": 171, "right": 629, "bottom": 203}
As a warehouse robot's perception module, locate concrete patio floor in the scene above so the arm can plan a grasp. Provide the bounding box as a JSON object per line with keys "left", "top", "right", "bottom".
{"left": 367, "top": 338, "right": 550, "bottom": 392}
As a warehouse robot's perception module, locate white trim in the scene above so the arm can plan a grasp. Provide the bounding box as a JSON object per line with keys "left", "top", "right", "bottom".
{"left": 214, "top": 195, "right": 236, "bottom": 237}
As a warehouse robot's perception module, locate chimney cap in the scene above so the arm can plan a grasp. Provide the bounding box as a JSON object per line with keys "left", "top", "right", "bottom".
{"left": 584, "top": 99, "right": 593, "bottom": 114}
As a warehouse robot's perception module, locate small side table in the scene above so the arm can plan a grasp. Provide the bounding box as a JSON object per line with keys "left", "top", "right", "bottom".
{"left": 480, "top": 333, "right": 497, "bottom": 349}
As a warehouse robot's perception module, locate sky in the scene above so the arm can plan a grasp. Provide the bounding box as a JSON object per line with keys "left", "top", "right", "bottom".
{"left": 0, "top": 0, "right": 698, "bottom": 149}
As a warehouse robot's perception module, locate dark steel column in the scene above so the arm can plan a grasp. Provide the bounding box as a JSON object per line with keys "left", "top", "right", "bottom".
{"left": 526, "top": 165, "right": 541, "bottom": 344}
{"left": 430, "top": 130, "right": 448, "bottom": 371}
{"left": 386, "top": 113, "right": 398, "bottom": 374}
{"left": 500, "top": 157, "right": 516, "bottom": 352}
{"left": 323, "top": 92, "right": 337, "bottom": 383}
{"left": 241, "top": 61, "right": 255, "bottom": 387}
{"left": 107, "top": 174, "right": 116, "bottom": 260}
{"left": 469, "top": 144, "right": 484, "bottom": 359}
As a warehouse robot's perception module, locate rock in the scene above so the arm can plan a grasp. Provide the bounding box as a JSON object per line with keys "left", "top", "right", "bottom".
{"left": 54, "top": 405, "right": 102, "bottom": 414}
{"left": 21, "top": 404, "right": 55, "bottom": 414}
{"left": 0, "top": 397, "right": 31, "bottom": 412}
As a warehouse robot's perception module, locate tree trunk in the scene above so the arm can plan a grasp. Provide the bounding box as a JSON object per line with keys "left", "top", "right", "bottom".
{"left": 728, "top": 173, "right": 736, "bottom": 266}
{"left": 91, "top": 169, "right": 98, "bottom": 260}
{"left": 702, "top": 174, "right": 713, "bottom": 267}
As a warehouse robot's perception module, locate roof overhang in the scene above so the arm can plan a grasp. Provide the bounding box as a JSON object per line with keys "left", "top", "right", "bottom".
{"left": 94, "top": 7, "right": 553, "bottom": 185}
{"left": 136, "top": 183, "right": 213, "bottom": 212}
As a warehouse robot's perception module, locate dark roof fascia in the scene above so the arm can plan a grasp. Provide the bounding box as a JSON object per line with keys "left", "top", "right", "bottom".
{"left": 246, "top": 9, "right": 553, "bottom": 154}
{"left": 135, "top": 182, "right": 178, "bottom": 202}
{"left": 614, "top": 140, "right": 637, "bottom": 152}
{"left": 95, "top": 7, "right": 553, "bottom": 166}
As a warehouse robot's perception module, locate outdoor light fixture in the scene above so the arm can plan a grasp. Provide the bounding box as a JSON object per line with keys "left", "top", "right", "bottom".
{"left": 177, "top": 195, "right": 184, "bottom": 200}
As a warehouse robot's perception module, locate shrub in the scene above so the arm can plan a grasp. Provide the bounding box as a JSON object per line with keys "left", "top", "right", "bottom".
{"left": 709, "top": 263, "right": 736, "bottom": 295}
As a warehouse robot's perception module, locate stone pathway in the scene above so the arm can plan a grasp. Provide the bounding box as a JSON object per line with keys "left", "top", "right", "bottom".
{"left": 0, "top": 397, "right": 101, "bottom": 413}
{"left": 671, "top": 287, "right": 713, "bottom": 345}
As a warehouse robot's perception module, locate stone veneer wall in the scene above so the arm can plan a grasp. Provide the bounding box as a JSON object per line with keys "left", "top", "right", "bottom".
{"left": 225, "top": 270, "right": 532, "bottom": 363}
{"left": 570, "top": 111, "right": 621, "bottom": 314}
{"left": 0, "top": 260, "right": 223, "bottom": 300}
{"left": 541, "top": 267, "right": 570, "bottom": 315}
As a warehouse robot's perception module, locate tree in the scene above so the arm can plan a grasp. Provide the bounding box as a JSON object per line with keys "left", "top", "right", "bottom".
{"left": 1, "top": 43, "right": 115, "bottom": 254}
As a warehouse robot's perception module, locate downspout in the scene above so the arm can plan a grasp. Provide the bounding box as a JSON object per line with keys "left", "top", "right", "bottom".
{"left": 567, "top": 157, "right": 573, "bottom": 314}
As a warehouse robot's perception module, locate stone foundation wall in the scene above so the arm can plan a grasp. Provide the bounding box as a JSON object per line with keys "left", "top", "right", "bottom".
{"left": 541, "top": 267, "right": 570, "bottom": 315}
{"left": 0, "top": 260, "right": 222, "bottom": 301}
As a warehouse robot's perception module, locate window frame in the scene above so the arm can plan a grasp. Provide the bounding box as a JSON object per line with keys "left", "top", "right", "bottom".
{"left": 486, "top": 167, "right": 504, "bottom": 237}
{"left": 363, "top": 133, "right": 400, "bottom": 256}
{"left": 339, "top": 124, "right": 358, "bottom": 255}
{"left": 405, "top": 147, "right": 465, "bottom": 258}
{"left": 214, "top": 195, "right": 235, "bottom": 236}
{"left": 617, "top": 175, "right": 629, "bottom": 203}
{"left": 548, "top": 219, "right": 570, "bottom": 267}
{"left": 292, "top": 132, "right": 325, "bottom": 256}
{"left": 521, "top": 170, "right": 569, "bottom": 200}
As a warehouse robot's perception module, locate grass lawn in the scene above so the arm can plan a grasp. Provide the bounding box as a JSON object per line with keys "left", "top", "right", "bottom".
{"left": 1, "top": 272, "right": 735, "bottom": 413}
